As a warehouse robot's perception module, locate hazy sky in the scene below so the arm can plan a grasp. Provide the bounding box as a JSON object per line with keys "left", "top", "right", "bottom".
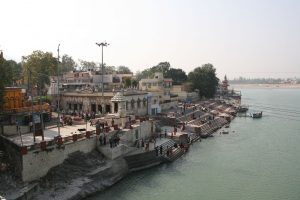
{"left": 1, "top": 0, "right": 300, "bottom": 79}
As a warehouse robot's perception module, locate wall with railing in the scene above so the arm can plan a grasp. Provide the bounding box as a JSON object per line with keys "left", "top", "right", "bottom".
{"left": 21, "top": 131, "right": 98, "bottom": 182}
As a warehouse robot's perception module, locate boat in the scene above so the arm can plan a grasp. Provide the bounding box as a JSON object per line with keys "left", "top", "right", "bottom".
{"left": 237, "top": 105, "right": 249, "bottom": 113}
{"left": 225, "top": 124, "right": 230, "bottom": 128}
{"left": 250, "top": 111, "right": 263, "bottom": 118}
{"left": 221, "top": 130, "right": 229, "bottom": 134}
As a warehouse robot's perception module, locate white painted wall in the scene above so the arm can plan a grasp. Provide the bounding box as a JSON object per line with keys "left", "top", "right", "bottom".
{"left": 22, "top": 136, "right": 97, "bottom": 182}
{"left": 2, "top": 125, "right": 30, "bottom": 136}
{"left": 160, "top": 101, "right": 178, "bottom": 111}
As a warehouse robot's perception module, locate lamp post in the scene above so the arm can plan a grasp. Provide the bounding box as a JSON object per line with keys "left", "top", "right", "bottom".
{"left": 95, "top": 42, "right": 109, "bottom": 112}
{"left": 57, "top": 44, "right": 61, "bottom": 136}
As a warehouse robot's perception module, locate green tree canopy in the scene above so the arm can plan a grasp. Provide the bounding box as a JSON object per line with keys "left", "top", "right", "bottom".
{"left": 188, "top": 63, "right": 219, "bottom": 98}
{"left": 117, "top": 66, "right": 132, "bottom": 74}
{"left": 105, "top": 65, "right": 116, "bottom": 74}
{"left": 61, "top": 54, "right": 77, "bottom": 73}
{"left": 135, "top": 62, "right": 187, "bottom": 85}
{"left": 165, "top": 68, "right": 187, "bottom": 85}
{"left": 123, "top": 77, "right": 132, "bottom": 88}
{"left": 22, "top": 50, "right": 57, "bottom": 95}
{"left": 135, "top": 62, "right": 171, "bottom": 81}
{"left": 0, "top": 52, "right": 6, "bottom": 111}
{"left": 0, "top": 53, "right": 23, "bottom": 111}
{"left": 79, "top": 59, "right": 97, "bottom": 71}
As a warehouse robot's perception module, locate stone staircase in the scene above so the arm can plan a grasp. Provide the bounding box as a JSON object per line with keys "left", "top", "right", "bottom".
{"left": 124, "top": 150, "right": 162, "bottom": 172}
{"left": 200, "top": 118, "right": 228, "bottom": 138}
{"left": 162, "top": 147, "right": 185, "bottom": 162}
{"left": 158, "top": 140, "right": 175, "bottom": 155}
{"left": 189, "top": 133, "right": 201, "bottom": 143}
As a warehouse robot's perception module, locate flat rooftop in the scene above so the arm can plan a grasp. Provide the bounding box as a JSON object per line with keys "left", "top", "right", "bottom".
{"left": 5, "top": 124, "right": 96, "bottom": 147}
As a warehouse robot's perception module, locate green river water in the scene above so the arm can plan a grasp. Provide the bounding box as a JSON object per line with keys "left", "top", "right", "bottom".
{"left": 88, "top": 89, "right": 300, "bottom": 200}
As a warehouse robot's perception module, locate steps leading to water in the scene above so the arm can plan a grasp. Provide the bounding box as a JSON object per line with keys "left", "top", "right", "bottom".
{"left": 124, "top": 150, "right": 162, "bottom": 172}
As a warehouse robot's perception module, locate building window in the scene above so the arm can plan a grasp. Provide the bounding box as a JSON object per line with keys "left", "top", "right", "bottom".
{"left": 68, "top": 103, "right": 71, "bottom": 110}
{"left": 126, "top": 101, "right": 129, "bottom": 110}
{"left": 143, "top": 98, "right": 147, "bottom": 107}
{"left": 131, "top": 99, "right": 135, "bottom": 109}
{"left": 79, "top": 104, "right": 83, "bottom": 110}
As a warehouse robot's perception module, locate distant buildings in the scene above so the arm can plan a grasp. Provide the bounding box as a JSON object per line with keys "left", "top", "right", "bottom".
{"left": 47, "top": 71, "right": 133, "bottom": 95}
{"left": 47, "top": 71, "right": 201, "bottom": 116}
{"left": 139, "top": 72, "right": 173, "bottom": 104}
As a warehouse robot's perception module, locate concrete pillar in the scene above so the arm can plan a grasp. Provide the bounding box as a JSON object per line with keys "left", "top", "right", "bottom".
{"left": 102, "top": 104, "right": 106, "bottom": 114}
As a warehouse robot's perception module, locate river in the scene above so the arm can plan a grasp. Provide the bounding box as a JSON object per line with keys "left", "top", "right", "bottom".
{"left": 87, "top": 88, "right": 300, "bottom": 200}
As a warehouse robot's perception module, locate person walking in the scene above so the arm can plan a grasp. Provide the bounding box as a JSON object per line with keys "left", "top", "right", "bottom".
{"left": 99, "top": 135, "right": 103, "bottom": 145}
{"left": 109, "top": 138, "right": 113, "bottom": 148}
{"left": 141, "top": 139, "right": 145, "bottom": 147}
{"left": 166, "top": 146, "right": 169, "bottom": 156}
{"left": 155, "top": 147, "right": 159, "bottom": 156}
{"left": 103, "top": 134, "right": 107, "bottom": 145}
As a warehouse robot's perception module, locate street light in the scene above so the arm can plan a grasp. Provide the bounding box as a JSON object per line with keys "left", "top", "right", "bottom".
{"left": 95, "top": 42, "right": 109, "bottom": 108}
{"left": 57, "top": 44, "right": 61, "bottom": 136}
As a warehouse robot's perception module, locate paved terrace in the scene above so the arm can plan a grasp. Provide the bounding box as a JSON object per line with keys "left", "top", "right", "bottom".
{"left": 5, "top": 124, "right": 96, "bottom": 147}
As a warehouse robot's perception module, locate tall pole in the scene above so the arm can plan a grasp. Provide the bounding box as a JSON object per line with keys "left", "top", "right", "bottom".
{"left": 96, "top": 42, "right": 109, "bottom": 113}
{"left": 101, "top": 44, "right": 104, "bottom": 100}
{"left": 30, "top": 69, "right": 36, "bottom": 142}
{"left": 57, "top": 44, "right": 61, "bottom": 136}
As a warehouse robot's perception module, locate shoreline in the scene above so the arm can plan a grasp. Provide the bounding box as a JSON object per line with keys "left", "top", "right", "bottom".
{"left": 0, "top": 99, "right": 239, "bottom": 200}
{"left": 230, "top": 83, "right": 300, "bottom": 89}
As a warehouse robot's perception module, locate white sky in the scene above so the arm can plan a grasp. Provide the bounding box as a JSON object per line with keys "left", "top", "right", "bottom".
{"left": 1, "top": 0, "right": 300, "bottom": 79}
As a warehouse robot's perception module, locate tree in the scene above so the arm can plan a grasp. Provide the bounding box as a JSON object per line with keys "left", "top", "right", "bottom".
{"left": 135, "top": 69, "right": 153, "bottom": 81}
{"left": 132, "top": 79, "right": 138, "bottom": 88}
{"left": 0, "top": 53, "right": 22, "bottom": 111}
{"left": 22, "top": 51, "right": 57, "bottom": 96}
{"left": 123, "top": 77, "right": 132, "bottom": 88}
{"left": 135, "top": 62, "right": 171, "bottom": 81}
{"left": 165, "top": 68, "right": 187, "bottom": 85}
{"left": 117, "top": 66, "right": 132, "bottom": 74}
{"left": 79, "top": 59, "right": 97, "bottom": 71}
{"left": 1, "top": 60, "right": 22, "bottom": 85}
{"left": 105, "top": 66, "right": 116, "bottom": 74}
{"left": 188, "top": 63, "right": 219, "bottom": 98}
{"left": 152, "top": 62, "right": 170, "bottom": 76}
{"left": 61, "top": 54, "right": 77, "bottom": 73}
{"left": 0, "top": 52, "right": 5, "bottom": 111}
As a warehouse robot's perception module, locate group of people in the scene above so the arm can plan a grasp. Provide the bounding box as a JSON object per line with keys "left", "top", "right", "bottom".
{"left": 61, "top": 110, "right": 98, "bottom": 121}
{"left": 98, "top": 134, "right": 120, "bottom": 149}
{"left": 109, "top": 137, "right": 120, "bottom": 148}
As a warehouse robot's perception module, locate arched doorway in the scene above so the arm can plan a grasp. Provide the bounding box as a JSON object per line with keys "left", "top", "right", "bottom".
{"left": 98, "top": 105, "right": 102, "bottom": 113}
{"left": 105, "top": 104, "right": 111, "bottom": 114}
{"left": 91, "top": 104, "right": 96, "bottom": 113}
{"left": 114, "top": 102, "right": 118, "bottom": 113}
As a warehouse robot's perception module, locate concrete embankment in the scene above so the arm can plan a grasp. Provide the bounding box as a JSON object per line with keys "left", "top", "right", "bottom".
{"left": 30, "top": 151, "right": 129, "bottom": 200}
{"left": 0, "top": 151, "right": 129, "bottom": 200}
